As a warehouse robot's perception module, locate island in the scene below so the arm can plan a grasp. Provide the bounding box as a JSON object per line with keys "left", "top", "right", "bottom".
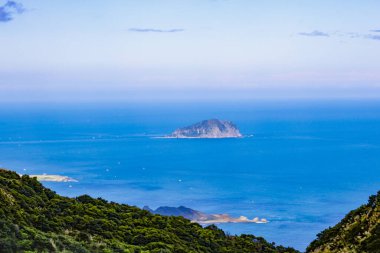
{"left": 167, "top": 119, "right": 243, "bottom": 138}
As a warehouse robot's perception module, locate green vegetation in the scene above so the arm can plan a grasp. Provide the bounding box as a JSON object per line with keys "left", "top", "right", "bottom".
{"left": 0, "top": 169, "right": 298, "bottom": 253}
{"left": 1, "top": 167, "right": 379, "bottom": 253}
{"left": 307, "top": 191, "right": 380, "bottom": 253}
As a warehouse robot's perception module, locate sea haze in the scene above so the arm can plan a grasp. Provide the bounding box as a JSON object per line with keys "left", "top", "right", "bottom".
{"left": 0, "top": 100, "right": 379, "bottom": 251}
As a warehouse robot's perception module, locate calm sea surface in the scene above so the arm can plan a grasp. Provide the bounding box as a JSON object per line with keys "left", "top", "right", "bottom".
{"left": 0, "top": 101, "right": 379, "bottom": 251}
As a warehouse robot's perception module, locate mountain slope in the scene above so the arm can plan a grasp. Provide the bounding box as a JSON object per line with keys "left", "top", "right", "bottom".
{"left": 0, "top": 169, "right": 297, "bottom": 253}
{"left": 307, "top": 191, "right": 380, "bottom": 253}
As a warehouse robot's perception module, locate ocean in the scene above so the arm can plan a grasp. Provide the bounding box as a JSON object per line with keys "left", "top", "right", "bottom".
{"left": 0, "top": 100, "right": 379, "bottom": 251}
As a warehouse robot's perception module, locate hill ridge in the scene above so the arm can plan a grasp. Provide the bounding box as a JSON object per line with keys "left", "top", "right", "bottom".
{"left": 0, "top": 168, "right": 297, "bottom": 253}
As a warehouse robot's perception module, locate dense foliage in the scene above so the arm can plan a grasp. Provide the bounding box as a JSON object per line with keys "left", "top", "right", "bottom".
{"left": 307, "top": 191, "right": 380, "bottom": 253}
{"left": 0, "top": 169, "right": 298, "bottom": 253}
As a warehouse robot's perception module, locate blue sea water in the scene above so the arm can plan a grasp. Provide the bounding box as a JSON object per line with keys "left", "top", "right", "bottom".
{"left": 0, "top": 100, "right": 379, "bottom": 251}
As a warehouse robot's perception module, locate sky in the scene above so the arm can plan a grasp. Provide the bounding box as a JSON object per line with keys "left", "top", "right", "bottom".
{"left": 1, "top": 0, "right": 380, "bottom": 102}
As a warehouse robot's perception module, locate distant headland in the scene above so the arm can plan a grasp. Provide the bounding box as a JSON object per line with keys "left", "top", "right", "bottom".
{"left": 143, "top": 205, "right": 268, "bottom": 224}
{"left": 166, "top": 119, "right": 242, "bottom": 138}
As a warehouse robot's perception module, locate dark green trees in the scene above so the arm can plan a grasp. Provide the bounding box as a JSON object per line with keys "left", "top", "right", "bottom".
{"left": 307, "top": 191, "right": 380, "bottom": 253}
{"left": 0, "top": 169, "right": 297, "bottom": 253}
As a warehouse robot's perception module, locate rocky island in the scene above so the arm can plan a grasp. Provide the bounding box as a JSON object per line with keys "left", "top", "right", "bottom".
{"left": 167, "top": 119, "right": 242, "bottom": 138}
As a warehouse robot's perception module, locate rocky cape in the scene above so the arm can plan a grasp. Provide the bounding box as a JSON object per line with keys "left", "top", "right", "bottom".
{"left": 166, "top": 119, "right": 243, "bottom": 138}
{"left": 29, "top": 174, "right": 78, "bottom": 182}
{"left": 144, "top": 205, "right": 268, "bottom": 224}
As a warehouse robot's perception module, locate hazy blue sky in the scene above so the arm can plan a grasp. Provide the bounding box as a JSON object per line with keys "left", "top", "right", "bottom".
{"left": 1, "top": 0, "right": 380, "bottom": 102}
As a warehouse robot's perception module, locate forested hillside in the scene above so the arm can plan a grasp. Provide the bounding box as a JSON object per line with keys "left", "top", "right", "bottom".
{"left": 0, "top": 169, "right": 297, "bottom": 253}
{"left": 307, "top": 191, "right": 380, "bottom": 253}
{"left": 2, "top": 168, "right": 378, "bottom": 253}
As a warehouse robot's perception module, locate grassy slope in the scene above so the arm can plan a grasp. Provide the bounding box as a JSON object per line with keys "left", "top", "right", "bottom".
{"left": 307, "top": 191, "right": 380, "bottom": 253}
{"left": 0, "top": 169, "right": 298, "bottom": 253}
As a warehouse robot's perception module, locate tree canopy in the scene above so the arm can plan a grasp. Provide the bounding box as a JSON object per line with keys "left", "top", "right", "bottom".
{"left": 0, "top": 169, "right": 298, "bottom": 253}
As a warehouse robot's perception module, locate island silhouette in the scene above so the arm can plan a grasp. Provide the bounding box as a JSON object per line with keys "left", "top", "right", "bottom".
{"left": 167, "top": 119, "right": 242, "bottom": 138}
